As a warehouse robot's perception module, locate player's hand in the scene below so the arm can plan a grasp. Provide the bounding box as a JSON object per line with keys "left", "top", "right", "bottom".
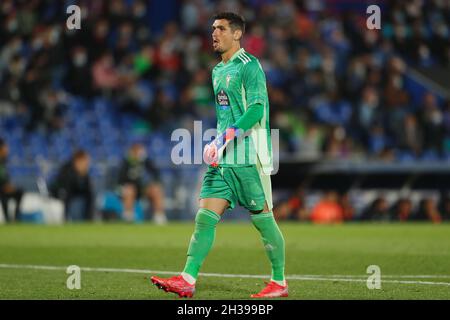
{"left": 203, "top": 142, "right": 218, "bottom": 165}
{"left": 203, "top": 126, "right": 241, "bottom": 166}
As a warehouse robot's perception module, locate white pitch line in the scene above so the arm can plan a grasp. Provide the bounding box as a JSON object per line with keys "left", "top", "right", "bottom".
{"left": 1, "top": 263, "right": 450, "bottom": 287}
{"left": 289, "top": 274, "right": 450, "bottom": 279}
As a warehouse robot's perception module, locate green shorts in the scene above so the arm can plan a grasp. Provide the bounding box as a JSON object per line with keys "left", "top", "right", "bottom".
{"left": 199, "top": 165, "right": 273, "bottom": 211}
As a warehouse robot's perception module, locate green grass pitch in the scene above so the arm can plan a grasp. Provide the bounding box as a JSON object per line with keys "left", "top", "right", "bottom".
{"left": 0, "top": 222, "right": 449, "bottom": 299}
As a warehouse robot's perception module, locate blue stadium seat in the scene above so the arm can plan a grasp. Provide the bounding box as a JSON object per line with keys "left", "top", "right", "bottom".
{"left": 396, "top": 151, "right": 417, "bottom": 162}
{"left": 420, "top": 150, "right": 439, "bottom": 161}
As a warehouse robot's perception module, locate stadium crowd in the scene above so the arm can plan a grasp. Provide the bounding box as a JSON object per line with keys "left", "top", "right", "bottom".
{"left": 1, "top": 0, "right": 450, "bottom": 159}
{"left": 273, "top": 188, "right": 450, "bottom": 223}
{"left": 1, "top": 0, "right": 450, "bottom": 223}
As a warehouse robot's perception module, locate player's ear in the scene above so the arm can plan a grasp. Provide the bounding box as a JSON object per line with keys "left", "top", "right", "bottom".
{"left": 233, "top": 29, "right": 243, "bottom": 41}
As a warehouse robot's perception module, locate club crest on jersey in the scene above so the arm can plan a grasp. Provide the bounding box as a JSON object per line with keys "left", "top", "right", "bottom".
{"left": 226, "top": 74, "right": 231, "bottom": 88}
{"left": 216, "top": 89, "right": 230, "bottom": 110}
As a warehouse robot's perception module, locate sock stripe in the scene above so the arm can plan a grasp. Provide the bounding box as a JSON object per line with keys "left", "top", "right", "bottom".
{"left": 199, "top": 208, "right": 221, "bottom": 222}
{"left": 250, "top": 211, "right": 274, "bottom": 221}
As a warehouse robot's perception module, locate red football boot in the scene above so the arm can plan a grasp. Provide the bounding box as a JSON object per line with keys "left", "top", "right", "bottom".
{"left": 150, "top": 275, "right": 195, "bottom": 298}
{"left": 251, "top": 281, "right": 288, "bottom": 298}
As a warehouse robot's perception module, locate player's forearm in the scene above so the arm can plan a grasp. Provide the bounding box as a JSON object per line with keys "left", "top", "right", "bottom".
{"left": 210, "top": 103, "right": 264, "bottom": 147}
{"left": 205, "top": 103, "right": 264, "bottom": 165}
{"left": 233, "top": 103, "right": 264, "bottom": 132}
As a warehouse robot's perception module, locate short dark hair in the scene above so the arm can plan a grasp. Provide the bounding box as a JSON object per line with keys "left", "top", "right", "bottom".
{"left": 73, "top": 149, "right": 89, "bottom": 161}
{"left": 213, "top": 12, "right": 246, "bottom": 34}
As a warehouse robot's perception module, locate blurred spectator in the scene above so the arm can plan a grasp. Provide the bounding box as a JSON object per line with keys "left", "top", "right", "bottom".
{"left": 397, "top": 114, "right": 423, "bottom": 156}
{"left": 443, "top": 100, "right": 450, "bottom": 136}
{"left": 313, "top": 90, "right": 352, "bottom": 126}
{"left": 40, "top": 89, "right": 66, "bottom": 132}
{"left": 390, "top": 198, "right": 413, "bottom": 222}
{"left": 147, "top": 88, "right": 177, "bottom": 130}
{"left": 418, "top": 93, "right": 444, "bottom": 154}
{"left": 360, "top": 196, "right": 391, "bottom": 221}
{"left": 310, "top": 191, "right": 344, "bottom": 224}
{"left": 50, "top": 150, "right": 94, "bottom": 221}
{"left": 383, "top": 58, "right": 409, "bottom": 109}
{"left": 92, "top": 52, "right": 124, "bottom": 92}
{"left": 20, "top": 67, "right": 46, "bottom": 132}
{"left": 323, "top": 126, "right": 352, "bottom": 159}
{"left": 0, "top": 138, "right": 23, "bottom": 222}
{"left": 243, "top": 24, "right": 266, "bottom": 57}
{"left": 133, "top": 44, "right": 155, "bottom": 77}
{"left": 438, "top": 195, "right": 450, "bottom": 221}
{"left": 299, "top": 124, "right": 323, "bottom": 158}
{"left": 413, "top": 198, "right": 442, "bottom": 223}
{"left": 88, "top": 19, "right": 111, "bottom": 61}
{"left": 274, "top": 187, "right": 308, "bottom": 221}
{"left": 356, "top": 86, "right": 380, "bottom": 133}
{"left": 339, "top": 193, "right": 354, "bottom": 221}
{"left": 367, "top": 125, "right": 391, "bottom": 157}
{"left": 64, "top": 46, "right": 94, "bottom": 97}
{"left": 153, "top": 22, "right": 183, "bottom": 73}
{"left": 117, "top": 142, "right": 167, "bottom": 224}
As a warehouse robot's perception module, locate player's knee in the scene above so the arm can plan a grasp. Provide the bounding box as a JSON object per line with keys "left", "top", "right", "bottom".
{"left": 195, "top": 208, "right": 221, "bottom": 225}
{"left": 199, "top": 198, "right": 228, "bottom": 215}
{"left": 250, "top": 202, "right": 270, "bottom": 215}
{"left": 122, "top": 184, "right": 137, "bottom": 198}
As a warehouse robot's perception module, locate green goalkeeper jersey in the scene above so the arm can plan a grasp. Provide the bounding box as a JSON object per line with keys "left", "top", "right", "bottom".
{"left": 212, "top": 48, "right": 273, "bottom": 174}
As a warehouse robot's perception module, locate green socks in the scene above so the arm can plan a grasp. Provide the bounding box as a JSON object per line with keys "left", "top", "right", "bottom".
{"left": 251, "top": 212, "right": 286, "bottom": 282}
{"left": 182, "top": 208, "right": 221, "bottom": 280}
{"left": 182, "top": 209, "right": 285, "bottom": 284}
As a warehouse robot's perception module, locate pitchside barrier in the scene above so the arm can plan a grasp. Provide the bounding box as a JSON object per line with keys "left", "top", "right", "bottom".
{"left": 3, "top": 159, "right": 450, "bottom": 223}
{"left": 0, "top": 192, "right": 64, "bottom": 224}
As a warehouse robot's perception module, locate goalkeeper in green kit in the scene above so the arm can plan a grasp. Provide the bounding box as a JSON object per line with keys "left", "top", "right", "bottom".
{"left": 151, "top": 12, "right": 287, "bottom": 298}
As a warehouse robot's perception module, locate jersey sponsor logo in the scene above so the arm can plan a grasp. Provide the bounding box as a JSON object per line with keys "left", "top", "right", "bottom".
{"left": 216, "top": 89, "right": 230, "bottom": 110}
{"left": 250, "top": 200, "right": 256, "bottom": 206}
